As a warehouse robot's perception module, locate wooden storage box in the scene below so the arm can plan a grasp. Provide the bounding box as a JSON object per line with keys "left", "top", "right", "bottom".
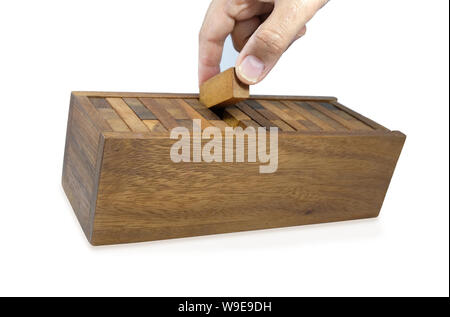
{"left": 62, "top": 92, "right": 405, "bottom": 245}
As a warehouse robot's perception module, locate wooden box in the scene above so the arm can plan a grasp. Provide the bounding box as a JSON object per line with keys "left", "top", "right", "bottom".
{"left": 62, "top": 91, "right": 405, "bottom": 245}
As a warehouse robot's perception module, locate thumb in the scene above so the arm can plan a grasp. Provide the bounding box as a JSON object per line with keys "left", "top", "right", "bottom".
{"left": 235, "top": 0, "right": 326, "bottom": 85}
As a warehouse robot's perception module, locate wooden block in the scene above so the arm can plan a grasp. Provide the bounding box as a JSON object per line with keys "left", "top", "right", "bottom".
{"left": 89, "top": 97, "right": 111, "bottom": 109}
{"left": 154, "top": 98, "right": 190, "bottom": 119}
{"left": 176, "top": 119, "right": 196, "bottom": 131}
{"left": 245, "top": 100, "right": 279, "bottom": 120}
{"left": 62, "top": 92, "right": 406, "bottom": 245}
{"left": 238, "top": 119, "right": 261, "bottom": 129}
{"left": 106, "top": 118, "right": 131, "bottom": 132}
{"left": 210, "top": 120, "right": 229, "bottom": 130}
{"left": 97, "top": 108, "right": 131, "bottom": 132}
{"left": 222, "top": 105, "right": 259, "bottom": 128}
{"left": 309, "top": 101, "right": 372, "bottom": 131}
{"left": 302, "top": 102, "right": 348, "bottom": 131}
{"left": 175, "top": 99, "right": 214, "bottom": 129}
{"left": 143, "top": 120, "right": 168, "bottom": 133}
{"left": 331, "top": 100, "right": 389, "bottom": 131}
{"left": 272, "top": 120, "right": 295, "bottom": 132}
{"left": 106, "top": 98, "right": 149, "bottom": 132}
{"left": 199, "top": 67, "right": 249, "bottom": 108}
{"left": 283, "top": 101, "right": 336, "bottom": 131}
{"left": 123, "top": 97, "right": 157, "bottom": 120}
{"left": 257, "top": 100, "right": 308, "bottom": 131}
{"left": 183, "top": 98, "right": 221, "bottom": 120}
{"left": 139, "top": 98, "right": 179, "bottom": 130}
{"left": 235, "top": 101, "right": 280, "bottom": 130}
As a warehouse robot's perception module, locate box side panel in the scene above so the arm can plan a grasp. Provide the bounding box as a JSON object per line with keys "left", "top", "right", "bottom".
{"left": 91, "top": 132, "right": 405, "bottom": 245}
{"left": 62, "top": 94, "right": 109, "bottom": 239}
{"left": 371, "top": 131, "right": 406, "bottom": 213}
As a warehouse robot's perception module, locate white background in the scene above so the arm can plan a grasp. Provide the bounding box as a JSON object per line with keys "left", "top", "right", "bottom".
{"left": 0, "top": 0, "right": 448, "bottom": 297}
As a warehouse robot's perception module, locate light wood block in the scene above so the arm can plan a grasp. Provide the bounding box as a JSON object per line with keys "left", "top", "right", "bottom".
{"left": 62, "top": 92, "right": 405, "bottom": 245}
{"left": 199, "top": 67, "right": 249, "bottom": 108}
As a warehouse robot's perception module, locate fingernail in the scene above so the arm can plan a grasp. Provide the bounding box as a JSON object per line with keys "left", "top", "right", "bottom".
{"left": 237, "top": 55, "right": 264, "bottom": 84}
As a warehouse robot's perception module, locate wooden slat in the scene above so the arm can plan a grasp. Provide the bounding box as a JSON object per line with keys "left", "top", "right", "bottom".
{"left": 239, "top": 120, "right": 261, "bottom": 129}
{"left": 251, "top": 95, "right": 338, "bottom": 102}
{"left": 183, "top": 99, "right": 221, "bottom": 120}
{"left": 309, "top": 101, "right": 373, "bottom": 131}
{"left": 298, "top": 119, "right": 322, "bottom": 131}
{"left": 283, "top": 101, "right": 337, "bottom": 131}
{"left": 155, "top": 98, "right": 190, "bottom": 119}
{"left": 89, "top": 97, "right": 111, "bottom": 109}
{"left": 143, "top": 120, "right": 168, "bottom": 133}
{"left": 74, "top": 96, "right": 112, "bottom": 132}
{"left": 275, "top": 101, "right": 322, "bottom": 131}
{"left": 245, "top": 100, "right": 293, "bottom": 131}
{"left": 106, "top": 119, "right": 131, "bottom": 132}
{"left": 210, "top": 120, "right": 229, "bottom": 130}
{"left": 123, "top": 97, "right": 157, "bottom": 120}
{"left": 175, "top": 99, "right": 214, "bottom": 129}
{"left": 106, "top": 98, "right": 149, "bottom": 132}
{"left": 245, "top": 100, "right": 279, "bottom": 120}
{"left": 139, "top": 98, "right": 179, "bottom": 130}
{"left": 105, "top": 129, "right": 393, "bottom": 139}
{"left": 225, "top": 105, "right": 251, "bottom": 121}
{"left": 301, "top": 102, "right": 348, "bottom": 131}
{"left": 97, "top": 108, "right": 130, "bottom": 132}
{"left": 272, "top": 120, "right": 295, "bottom": 131}
{"left": 70, "top": 105, "right": 99, "bottom": 167}
{"left": 176, "top": 119, "right": 196, "bottom": 131}
{"left": 331, "top": 101, "right": 389, "bottom": 131}
{"left": 142, "top": 120, "right": 158, "bottom": 131}
{"left": 235, "top": 102, "right": 281, "bottom": 130}
{"left": 257, "top": 100, "right": 308, "bottom": 131}
{"left": 319, "top": 102, "right": 364, "bottom": 122}
{"left": 73, "top": 91, "right": 338, "bottom": 102}
{"left": 97, "top": 108, "right": 118, "bottom": 120}
{"left": 223, "top": 105, "right": 254, "bottom": 128}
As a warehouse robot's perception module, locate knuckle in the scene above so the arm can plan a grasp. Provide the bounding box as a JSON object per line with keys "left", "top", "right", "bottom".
{"left": 255, "top": 29, "right": 286, "bottom": 56}
{"left": 225, "top": 0, "right": 249, "bottom": 17}
{"left": 297, "top": 26, "right": 307, "bottom": 38}
{"left": 226, "top": 0, "right": 244, "bottom": 9}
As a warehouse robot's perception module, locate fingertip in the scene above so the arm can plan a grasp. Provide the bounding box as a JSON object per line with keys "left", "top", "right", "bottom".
{"left": 236, "top": 55, "right": 265, "bottom": 85}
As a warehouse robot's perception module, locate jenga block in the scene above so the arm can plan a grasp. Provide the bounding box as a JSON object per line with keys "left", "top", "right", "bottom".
{"left": 199, "top": 67, "right": 249, "bottom": 108}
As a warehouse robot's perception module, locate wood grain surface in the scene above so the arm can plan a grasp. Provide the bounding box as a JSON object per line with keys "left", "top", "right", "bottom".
{"left": 62, "top": 94, "right": 109, "bottom": 238}
{"left": 199, "top": 67, "right": 249, "bottom": 108}
{"left": 62, "top": 91, "right": 405, "bottom": 245}
{"left": 91, "top": 132, "right": 405, "bottom": 245}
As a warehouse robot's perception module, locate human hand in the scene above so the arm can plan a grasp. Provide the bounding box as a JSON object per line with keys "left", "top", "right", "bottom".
{"left": 198, "top": 0, "right": 328, "bottom": 86}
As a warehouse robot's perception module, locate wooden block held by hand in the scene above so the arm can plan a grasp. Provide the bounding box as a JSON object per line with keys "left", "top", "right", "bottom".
{"left": 200, "top": 67, "right": 249, "bottom": 108}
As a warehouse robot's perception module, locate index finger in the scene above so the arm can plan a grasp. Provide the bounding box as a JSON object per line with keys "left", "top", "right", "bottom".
{"left": 198, "top": 0, "right": 235, "bottom": 85}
